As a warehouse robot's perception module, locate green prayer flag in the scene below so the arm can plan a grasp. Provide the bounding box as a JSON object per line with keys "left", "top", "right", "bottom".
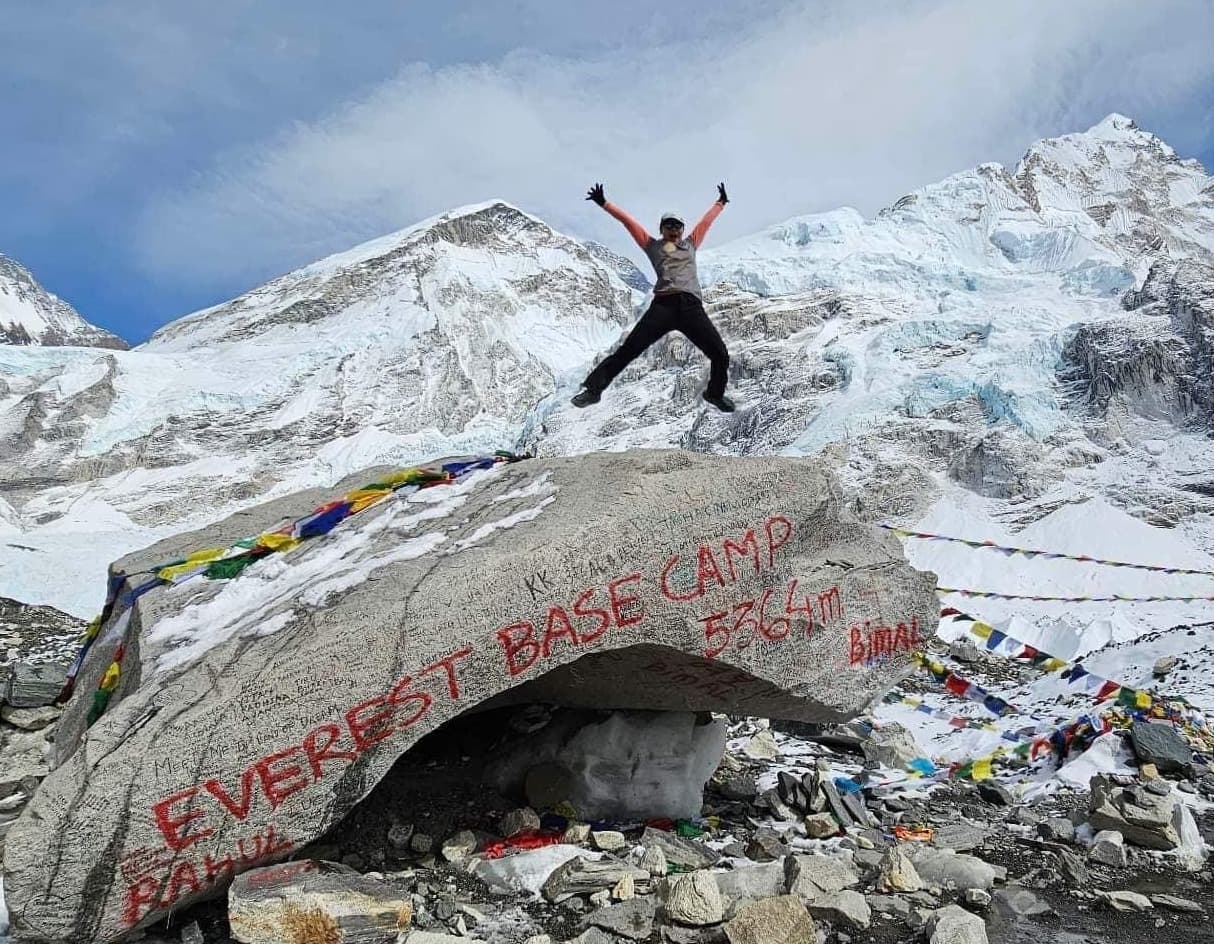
{"left": 205, "top": 554, "right": 261, "bottom": 580}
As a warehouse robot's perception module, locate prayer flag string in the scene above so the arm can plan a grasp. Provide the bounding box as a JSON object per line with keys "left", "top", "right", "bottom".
{"left": 60, "top": 452, "right": 527, "bottom": 726}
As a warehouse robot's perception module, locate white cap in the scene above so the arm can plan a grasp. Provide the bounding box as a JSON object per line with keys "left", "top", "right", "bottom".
{"left": 659, "top": 212, "right": 684, "bottom": 227}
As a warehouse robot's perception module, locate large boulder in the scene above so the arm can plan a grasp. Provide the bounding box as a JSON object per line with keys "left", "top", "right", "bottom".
{"left": 3, "top": 449, "right": 937, "bottom": 943}
{"left": 1128, "top": 721, "right": 1194, "bottom": 779}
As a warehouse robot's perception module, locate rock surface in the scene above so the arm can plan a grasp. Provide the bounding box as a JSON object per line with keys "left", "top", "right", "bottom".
{"left": 723, "top": 895, "right": 815, "bottom": 944}
{"left": 640, "top": 826, "right": 721, "bottom": 871}
{"left": 664, "top": 870, "right": 726, "bottom": 926}
{"left": 807, "top": 888, "right": 871, "bottom": 929}
{"left": 3, "top": 450, "right": 937, "bottom": 942}
{"left": 907, "top": 848, "right": 998, "bottom": 891}
{"left": 1089, "top": 830, "right": 1127, "bottom": 867}
{"left": 227, "top": 860, "right": 412, "bottom": 944}
{"left": 861, "top": 722, "right": 920, "bottom": 769}
{"left": 784, "top": 854, "right": 860, "bottom": 902}
{"left": 714, "top": 861, "right": 786, "bottom": 905}
{"left": 3, "top": 662, "right": 68, "bottom": 709}
{"left": 1088, "top": 774, "right": 1181, "bottom": 849}
{"left": 581, "top": 898, "right": 656, "bottom": 940}
{"left": 1129, "top": 720, "right": 1194, "bottom": 778}
{"left": 542, "top": 857, "right": 648, "bottom": 903}
{"left": 877, "top": 846, "right": 924, "bottom": 893}
{"left": 927, "top": 903, "right": 988, "bottom": 944}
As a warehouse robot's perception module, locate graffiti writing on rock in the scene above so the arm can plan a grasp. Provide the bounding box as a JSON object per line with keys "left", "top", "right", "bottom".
{"left": 659, "top": 516, "right": 793, "bottom": 603}
{"left": 848, "top": 617, "right": 924, "bottom": 665}
{"left": 700, "top": 580, "right": 843, "bottom": 658}
{"left": 122, "top": 823, "right": 295, "bottom": 925}
{"left": 149, "top": 646, "right": 474, "bottom": 856}
{"left": 497, "top": 515, "right": 800, "bottom": 674}
{"left": 127, "top": 510, "right": 915, "bottom": 929}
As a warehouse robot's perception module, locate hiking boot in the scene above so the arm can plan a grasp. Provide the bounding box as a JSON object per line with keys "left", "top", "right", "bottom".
{"left": 703, "top": 393, "right": 736, "bottom": 413}
{"left": 571, "top": 387, "right": 602, "bottom": 408}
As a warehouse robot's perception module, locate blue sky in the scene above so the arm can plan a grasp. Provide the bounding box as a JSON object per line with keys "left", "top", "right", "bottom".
{"left": 3, "top": 0, "right": 1212, "bottom": 344}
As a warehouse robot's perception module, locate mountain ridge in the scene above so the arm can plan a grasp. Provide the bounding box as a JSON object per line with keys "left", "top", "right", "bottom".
{"left": 0, "top": 254, "right": 127, "bottom": 350}
{"left": 1, "top": 113, "right": 1213, "bottom": 629}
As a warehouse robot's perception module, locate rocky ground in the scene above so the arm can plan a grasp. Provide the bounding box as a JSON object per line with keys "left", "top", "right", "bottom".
{"left": 0, "top": 598, "right": 81, "bottom": 676}
{"left": 0, "top": 602, "right": 79, "bottom": 862}
{"left": 2, "top": 611, "right": 1212, "bottom": 944}
{"left": 4, "top": 709, "right": 1193, "bottom": 944}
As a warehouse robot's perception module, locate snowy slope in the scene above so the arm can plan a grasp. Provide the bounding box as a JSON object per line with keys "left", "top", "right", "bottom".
{"left": 0, "top": 202, "right": 633, "bottom": 615}
{"left": 0, "top": 254, "right": 126, "bottom": 349}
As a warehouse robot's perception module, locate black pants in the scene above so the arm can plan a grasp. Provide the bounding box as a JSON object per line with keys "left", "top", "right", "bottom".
{"left": 583, "top": 292, "right": 730, "bottom": 397}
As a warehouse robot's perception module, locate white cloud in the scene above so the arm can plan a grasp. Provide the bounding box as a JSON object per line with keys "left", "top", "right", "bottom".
{"left": 134, "top": 0, "right": 1214, "bottom": 294}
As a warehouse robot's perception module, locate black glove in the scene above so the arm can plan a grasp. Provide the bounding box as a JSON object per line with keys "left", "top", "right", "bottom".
{"left": 586, "top": 183, "right": 606, "bottom": 207}
{"left": 717, "top": 182, "right": 729, "bottom": 205}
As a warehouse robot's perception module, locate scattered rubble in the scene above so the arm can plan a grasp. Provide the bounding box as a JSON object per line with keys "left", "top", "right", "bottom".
{"left": 227, "top": 860, "right": 413, "bottom": 944}
{"left": 2, "top": 626, "right": 1213, "bottom": 944}
{"left": 1089, "top": 774, "right": 1182, "bottom": 849}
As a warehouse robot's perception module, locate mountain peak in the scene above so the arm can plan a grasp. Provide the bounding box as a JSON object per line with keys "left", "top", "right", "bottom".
{"left": 1088, "top": 112, "right": 1139, "bottom": 136}
{"left": 281, "top": 200, "right": 545, "bottom": 283}
{"left": 0, "top": 254, "right": 127, "bottom": 349}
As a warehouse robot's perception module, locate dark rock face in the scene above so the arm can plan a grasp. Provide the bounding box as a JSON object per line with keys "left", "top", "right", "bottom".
{"left": 1062, "top": 260, "right": 1214, "bottom": 425}
{"left": 584, "top": 241, "right": 652, "bottom": 294}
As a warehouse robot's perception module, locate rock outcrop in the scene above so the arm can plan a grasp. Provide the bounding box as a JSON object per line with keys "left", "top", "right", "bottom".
{"left": 1063, "top": 260, "right": 1214, "bottom": 429}
{"left": 3, "top": 449, "right": 938, "bottom": 942}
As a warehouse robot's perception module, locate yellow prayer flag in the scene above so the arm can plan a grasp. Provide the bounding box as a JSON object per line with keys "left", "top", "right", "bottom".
{"left": 971, "top": 757, "right": 994, "bottom": 780}
{"left": 377, "top": 468, "right": 423, "bottom": 488}
{"left": 257, "top": 533, "right": 301, "bottom": 552}
{"left": 345, "top": 489, "right": 391, "bottom": 513}
{"left": 100, "top": 662, "right": 121, "bottom": 692}
{"left": 157, "top": 561, "right": 207, "bottom": 583}
{"left": 970, "top": 622, "right": 994, "bottom": 640}
{"left": 1136, "top": 690, "right": 1152, "bottom": 709}
{"left": 1042, "top": 658, "right": 1068, "bottom": 672}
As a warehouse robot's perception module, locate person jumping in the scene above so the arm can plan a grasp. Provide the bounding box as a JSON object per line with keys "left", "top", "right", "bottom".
{"left": 573, "top": 182, "right": 735, "bottom": 412}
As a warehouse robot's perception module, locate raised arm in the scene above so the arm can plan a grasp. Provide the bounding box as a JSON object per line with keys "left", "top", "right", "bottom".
{"left": 689, "top": 182, "right": 729, "bottom": 248}
{"left": 603, "top": 202, "right": 652, "bottom": 250}
{"left": 587, "top": 182, "right": 651, "bottom": 250}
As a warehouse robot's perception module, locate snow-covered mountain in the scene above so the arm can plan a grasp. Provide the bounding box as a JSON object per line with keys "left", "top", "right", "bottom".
{"left": 2, "top": 115, "right": 1213, "bottom": 640}
{"left": 0, "top": 202, "right": 632, "bottom": 613}
{"left": 0, "top": 254, "right": 127, "bottom": 349}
